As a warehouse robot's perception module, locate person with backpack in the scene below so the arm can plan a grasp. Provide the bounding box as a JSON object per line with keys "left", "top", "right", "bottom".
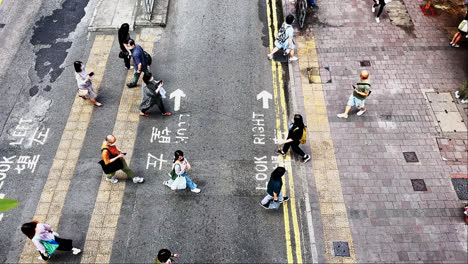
{"left": 260, "top": 167, "right": 290, "bottom": 209}
{"left": 267, "top": 14, "right": 298, "bottom": 61}
{"left": 277, "top": 114, "right": 311, "bottom": 163}
{"left": 155, "top": 249, "right": 179, "bottom": 264}
{"left": 163, "top": 150, "right": 201, "bottom": 193}
{"left": 337, "top": 70, "right": 371, "bottom": 119}
{"left": 126, "top": 39, "right": 150, "bottom": 88}
{"left": 140, "top": 72, "right": 172, "bottom": 117}
{"left": 21, "top": 220, "right": 81, "bottom": 261}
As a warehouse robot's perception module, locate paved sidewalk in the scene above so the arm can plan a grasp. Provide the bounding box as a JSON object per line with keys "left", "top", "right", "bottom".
{"left": 283, "top": 0, "right": 468, "bottom": 262}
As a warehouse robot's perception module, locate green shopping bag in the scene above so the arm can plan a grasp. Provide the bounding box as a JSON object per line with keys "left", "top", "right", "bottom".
{"left": 35, "top": 238, "right": 59, "bottom": 255}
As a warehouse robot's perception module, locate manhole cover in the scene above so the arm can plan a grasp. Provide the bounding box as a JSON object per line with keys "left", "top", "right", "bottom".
{"left": 451, "top": 178, "right": 468, "bottom": 200}
{"left": 360, "top": 60, "right": 371, "bottom": 67}
{"left": 333, "top": 241, "right": 350, "bottom": 257}
{"left": 403, "top": 152, "right": 418, "bottom": 162}
{"left": 411, "top": 179, "right": 427, "bottom": 191}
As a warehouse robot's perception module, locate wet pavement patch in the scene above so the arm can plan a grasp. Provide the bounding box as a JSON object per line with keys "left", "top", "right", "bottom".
{"left": 403, "top": 152, "right": 418, "bottom": 162}
{"left": 333, "top": 241, "right": 350, "bottom": 257}
{"left": 451, "top": 178, "right": 468, "bottom": 200}
{"left": 411, "top": 179, "right": 427, "bottom": 191}
{"left": 29, "top": 85, "right": 39, "bottom": 97}
{"left": 360, "top": 60, "right": 371, "bottom": 67}
{"left": 30, "top": 0, "right": 89, "bottom": 83}
{"left": 0, "top": 23, "right": 5, "bottom": 28}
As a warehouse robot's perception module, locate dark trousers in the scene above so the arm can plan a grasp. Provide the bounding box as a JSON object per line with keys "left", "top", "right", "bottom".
{"left": 373, "top": 0, "right": 386, "bottom": 17}
{"left": 130, "top": 68, "right": 149, "bottom": 86}
{"left": 141, "top": 95, "right": 166, "bottom": 114}
{"left": 123, "top": 54, "right": 131, "bottom": 69}
{"left": 283, "top": 141, "right": 305, "bottom": 157}
{"left": 38, "top": 237, "right": 73, "bottom": 260}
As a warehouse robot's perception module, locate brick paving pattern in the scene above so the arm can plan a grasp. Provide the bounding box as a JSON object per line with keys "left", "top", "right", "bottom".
{"left": 284, "top": 0, "right": 467, "bottom": 262}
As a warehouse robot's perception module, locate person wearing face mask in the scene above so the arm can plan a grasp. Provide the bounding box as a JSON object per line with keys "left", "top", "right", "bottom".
{"left": 74, "top": 61, "right": 102, "bottom": 106}
{"left": 126, "top": 39, "right": 149, "bottom": 88}
{"left": 140, "top": 72, "right": 172, "bottom": 117}
{"left": 101, "top": 135, "right": 144, "bottom": 184}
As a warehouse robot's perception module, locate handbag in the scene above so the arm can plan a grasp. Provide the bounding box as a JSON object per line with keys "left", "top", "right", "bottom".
{"left": 118, "top": 51, "right": 128, "bottom": 59}
{"left": 458, "top": 20, "right": 468, "bottom": 33}
{"left": 78, "top": 89, "right": 89, "bottom": 99}
{"left": 98, "top": 148, "right": 124, "bottom": 174}
{"left": 35, "top": 238, "right": 59, "bottom": 255}
{"left": 171, "top": 175, "right": 187, "bottom": 190}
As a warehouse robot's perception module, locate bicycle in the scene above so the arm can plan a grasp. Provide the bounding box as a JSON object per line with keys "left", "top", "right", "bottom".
{"left": 296, "top": 0, "right": 308, "bottom": 29}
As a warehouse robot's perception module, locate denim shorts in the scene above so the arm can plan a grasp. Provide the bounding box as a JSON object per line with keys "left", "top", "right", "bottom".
{"left": 347, "top": 94, "right": 366, "bottom": 108}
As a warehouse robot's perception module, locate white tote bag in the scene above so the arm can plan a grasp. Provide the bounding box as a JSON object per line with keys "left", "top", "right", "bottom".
{"left": 171, "top": 175, "right": 187, "bottom": 190}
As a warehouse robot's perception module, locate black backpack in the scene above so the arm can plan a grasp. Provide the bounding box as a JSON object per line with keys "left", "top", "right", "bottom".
{"left": 143, "top": 51, "right": 152, "bottom": 66}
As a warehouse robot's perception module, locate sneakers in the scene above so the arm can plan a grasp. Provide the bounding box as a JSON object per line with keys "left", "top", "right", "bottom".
{"left": 461, "top": 99, "right": 468, "bottom": 104}
{"left": 72, "top": 248, "right": 81, "bottom": 255}
{"left": 267, "top": 54, "right": 273, "bottom": 60}
{"left": 126, "top": 83, "right": 137, "bottom": 88}
{"left": 277, "top": 149, "right": 286, "bottom": 157}
{"left": 281, "top": 196, "right": 290, "bottom": 203}
{"left": 106, "top": 177, "right": 118, "bottom": 184}
{"left": 372, "top": 6, "right": 375, "bottom": 12}
{"left": 289, "top": 56, "right": 298, "bottom": 61}
{"left": 357, "top": 108, "right": 367, "bottom": 116}
{"left": 375, "top": 17, "right": 380, "bottom": 23}
{"left": 163, "top": 181, "right": 171, "bottom": 188}
{"left": 303, "top": 154, "right": 311, "bottom": 163}
{"left": 283, "top": 48, "right": 291, "bottom": 56}
{"left": 455, "top": 90, "right": 460, "bottom": 99}
{"left": 260, "top": 202, "right": 269, "bottom": 209}
{"left": 191, "top": 188, "right": 201, "bottom": 193}
{"left": 337, "top": 113, "right": 348, "bottom": 119}
{"left": 133, "top": 177, "right": 144, "bottom": 183}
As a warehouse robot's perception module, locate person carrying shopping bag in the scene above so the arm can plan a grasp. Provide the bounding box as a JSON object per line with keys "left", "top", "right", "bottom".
{"left": 21, "top": 220, "right": 81, "bottom": 261}
{"left": 163, "top": 150, "right": 201, "bottom": 193}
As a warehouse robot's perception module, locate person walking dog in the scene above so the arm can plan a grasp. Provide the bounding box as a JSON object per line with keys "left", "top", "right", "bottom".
{"left": 74, "top": 61, "right": 102, "bottom": 106}
{"left": 21, "top": 220, "right": 81, "bottom": 261}
{"left": 163, "top": 150, "right": 201, "bottom": 193}
{"left": 337, "top": 70, "right": 371, "bottom": 119}
{"left": 99, "top": 135, "right": 144, "bottom": 184}
{"left": 260, "top": 167, "right": 289, "bottom": 209}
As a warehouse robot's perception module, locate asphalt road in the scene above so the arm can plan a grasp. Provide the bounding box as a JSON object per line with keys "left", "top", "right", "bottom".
{"left": 0, "top": 0, "right": 315, "bottom": 263}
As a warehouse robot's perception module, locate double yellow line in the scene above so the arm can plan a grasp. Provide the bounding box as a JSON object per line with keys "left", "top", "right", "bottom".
{"left": 266, "top": 0, "right": 303, "bottom": 263}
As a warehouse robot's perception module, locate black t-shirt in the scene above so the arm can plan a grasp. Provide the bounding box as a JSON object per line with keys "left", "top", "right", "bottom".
{"left": 287, "top": 125, "right": 303, "bottom": 142}
{"left": 267, "top": 177, "right": 283, "bottom": 196}
{"left": 118, "top": 32, "right": 130, "bottom": 52}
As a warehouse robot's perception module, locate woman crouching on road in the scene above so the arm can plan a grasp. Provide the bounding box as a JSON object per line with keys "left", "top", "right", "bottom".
{"left": 21, "top": 220, "right": 81, "bottom": 261}
{"left": 74, "top": 61, "right": 102, "bottom": 106}
{"left": 164, "top": 150, "right": 201, "bottom": 193}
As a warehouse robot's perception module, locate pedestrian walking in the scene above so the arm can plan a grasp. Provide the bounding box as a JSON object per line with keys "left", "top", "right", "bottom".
{"left": 267, "top": 15, "right": 298, "bottom": 61}
{"left": 156, "top": 249, "right": 179, "bottom": 264}
{"left": 21, "top": 220, "right": 81, "bottom": 261}
{"left": 259, "top": 167, "right": 289, "bottom": 209}
{"left": 126, "top": 39, "right": 149, "bottom": 88}
{"left": 276, "top": 114, "right": 311, "bottom": 163}
{"left": 99, "top": 135, "right": 144, "bottom": 184}
{"left": 337, "top": 70, "right": 371, "bottom": 119}
{"left": 118, "top": 23, "right": 133, "bottom": 70}
{"left": 163, "top": 150, "right": 201, "bottom": 193}
{"left": 372, "top": 0, "right": 391, "bottom": 24}
{"left": 140, "top": 72, "right": 172, "bottom": 117}
{"left": 450, "top": 3, "right": 468, "bottom": 48}
{"left": 455, "top": 80, "right": 468, "bottom": 104}
{"left": 74, "top": 61, "right": 102, "bottom": 106}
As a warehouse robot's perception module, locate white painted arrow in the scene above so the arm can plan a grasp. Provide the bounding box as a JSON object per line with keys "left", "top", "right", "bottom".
{"left": 170, "top": 89, "right": 186, "bottom": 111}
{"left": 257, "top": 91, "right": 273, "bottom": 109}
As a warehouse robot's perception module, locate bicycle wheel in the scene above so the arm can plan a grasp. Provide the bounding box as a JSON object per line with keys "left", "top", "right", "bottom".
{"left": 296, "top": 0, "right": 307, "bottom": 29}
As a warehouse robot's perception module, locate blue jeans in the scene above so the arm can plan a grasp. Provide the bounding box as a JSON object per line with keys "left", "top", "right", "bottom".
{"left": 168, "top": 173, "right": 197, "bottom": 190}
{"left": 309, "top": 0, "right": 315, "bottom": 6}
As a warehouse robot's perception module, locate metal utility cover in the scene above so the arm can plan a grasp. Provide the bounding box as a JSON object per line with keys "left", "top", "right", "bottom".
{"left": 430, "top": 101, "right": 458, "bottom": 112}
{"left": 333, "top": 241, "right": 350, "bottom": 257}
{"left": 451, "top": 178, "right": 468, "bottom": 200}
{"left": 426, "top": 92, "right": 453, "bottom": 102}
{"left": 403, "top": 152, "right": 418, "bottom": 162}
{"left": 360, "top": 60, "right": 371, "bottom": 67}
{"left": 411, "top": 179, "right": 427, "bottom": 191}
{"left": 307, "top": 67, "right": 332, "bottom": 84}
{"left": 434, "top": 112, "right": 467, "bottom": 132}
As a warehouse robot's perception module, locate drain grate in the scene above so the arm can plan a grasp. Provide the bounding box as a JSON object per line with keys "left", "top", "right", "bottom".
{"left": 411, "top": 179, "right": 427, "bottom": 191}
{"left": 333, "top": 241, "right": 350, "bottom": 257}
{"left": 360, "top": 60, "right": 371, "bottom": 67}
{"left": 403, "top": 152, "right": 418, "bottom": 162}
